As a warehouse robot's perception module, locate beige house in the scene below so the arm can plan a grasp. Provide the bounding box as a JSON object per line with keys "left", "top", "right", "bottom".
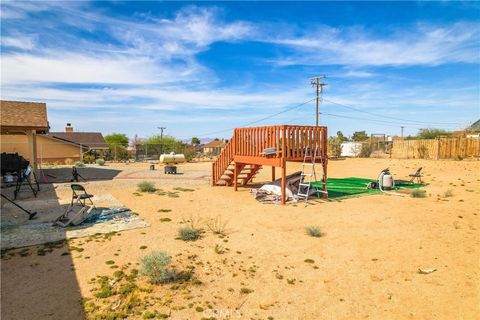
{"left": 1, "top": 134, "right": 87, "bottom": 164}
{"left": 0, "top": 100, "right": 49, "bottom": 170}
{"left": 203, "top": 140, "right": 226, "bottom": 155}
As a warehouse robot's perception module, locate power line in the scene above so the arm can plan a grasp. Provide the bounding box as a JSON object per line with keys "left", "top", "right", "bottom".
{"left": 319, "top": 112, "right": 443, "bottom": 129}
{"left": 177, "top": 98, "right": 316, "bottom": 138}
{"left": 323, "top": 98, "right": 464, "bottom": 126}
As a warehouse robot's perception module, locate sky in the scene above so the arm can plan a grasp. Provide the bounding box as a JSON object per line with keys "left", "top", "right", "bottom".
{"left": 1, "top": 1, "right": 479, "bottom": 140}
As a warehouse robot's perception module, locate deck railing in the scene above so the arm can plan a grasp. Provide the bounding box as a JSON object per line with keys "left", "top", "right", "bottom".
{"left": 234, "top": 125, "right": 327, "bottom": 159}
{"left": 212, "top": 138, "right": 234, "bottom": 185}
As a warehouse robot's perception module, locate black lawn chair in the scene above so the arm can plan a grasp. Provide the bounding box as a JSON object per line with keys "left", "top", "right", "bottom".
{"left": 54, "top": 184, "right": 96, "bottom": 227}
{"left": 70, "top": 184, "right": 96, "bottom": 209}
{"left": 409, "top": 167, "right": 423, "bottom": 184}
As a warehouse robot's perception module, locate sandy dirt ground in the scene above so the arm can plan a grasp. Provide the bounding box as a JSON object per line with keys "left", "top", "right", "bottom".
{"left": 1, "top": 158, "right": 479, "bottom": 320}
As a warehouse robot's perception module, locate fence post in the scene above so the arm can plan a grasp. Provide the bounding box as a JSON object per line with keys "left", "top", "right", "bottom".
{"left": 477, "top": 137, "right": 480, "bottom": 159}
{"left": 114, "top": 144, "right": 117, "bottom": 162}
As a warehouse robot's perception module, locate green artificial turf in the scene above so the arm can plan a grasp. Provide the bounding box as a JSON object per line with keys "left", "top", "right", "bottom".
{"left": 310, "top": 177, "right": 424, "bottom": 200}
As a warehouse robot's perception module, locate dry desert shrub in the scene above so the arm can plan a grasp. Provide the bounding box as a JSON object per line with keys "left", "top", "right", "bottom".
{"left": 137, "top": 181, "right": 156, "bottom": 193}
{"left": 410, "top": 189, "right": 427, "bottom": 198}
{"left": 140, "top": 251, "right": 175, "bottom": 284}
{"left": 305, "top": 226, "right": 323, "bottom": 237}
{"left": 206, "top": 215, "right": 229, "bottom": 235}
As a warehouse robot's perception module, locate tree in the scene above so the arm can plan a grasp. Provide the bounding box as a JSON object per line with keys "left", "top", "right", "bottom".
{"left": 105, "top": 133, "right": 129, "bottom": 147}
{"left": 191, "top": 137, "right": 201, "bottom": 146}
{"left": 336, "top": 131, "right": 348, "bottom": 142}
{"left": 416, "top": 128, "right": 452, "bottom": 139}
{"left": 352, "top": 131, "right": 368, "bottom": 142}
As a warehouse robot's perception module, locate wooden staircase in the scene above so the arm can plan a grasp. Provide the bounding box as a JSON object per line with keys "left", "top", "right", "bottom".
{"left": 212, "top": 139, "right": 262, "bottom": 186}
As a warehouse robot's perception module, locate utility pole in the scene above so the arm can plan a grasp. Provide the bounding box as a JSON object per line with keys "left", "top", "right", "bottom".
{"left": 310, "top": 75, "right": 327, "bottom": 126}
{"left": 401, "top": 126, "right": 404, "bottom": 138}
{"left": 157, "top": 127, "right": 166, "bottom": 139}
{"left": 157, "top": 126, "right": 166, "bottom": 155}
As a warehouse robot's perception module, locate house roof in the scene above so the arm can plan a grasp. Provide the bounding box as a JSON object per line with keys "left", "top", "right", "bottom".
{"left": 204, "top": 140, "right": 226, "bottom": 148}
{"left": 0, "top": 100, "right": 49, "bottom": 133}
{"left": 41, "top": 134, "right": 89, "bottom": 150}
{"left": 49, "top": 132, "right": 109, "bottom": 149}
{"left": 466, "top": 119, "right": 480, "bottom": 131}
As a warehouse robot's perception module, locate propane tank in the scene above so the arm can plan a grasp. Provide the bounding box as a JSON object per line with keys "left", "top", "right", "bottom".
{"left": 159, "top": 152, "right": 186, "bottom": 164}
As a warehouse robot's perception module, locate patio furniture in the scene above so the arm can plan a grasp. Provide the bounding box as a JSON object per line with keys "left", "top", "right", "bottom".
{"left": 53, "top": 184, "right": 96, "bottom": 227}
{"left": 409, "top": 167, "right": 423, "bottom": 184}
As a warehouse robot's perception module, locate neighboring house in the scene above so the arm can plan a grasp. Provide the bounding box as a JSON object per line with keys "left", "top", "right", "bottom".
{"left": 465, "top": 119, "right": 480, "bottom": 138}
{"left": 50, "top": 123, "right": 109, "bottom": 157}
{"left": 1, "top": 134, "right": 87, "bottom": 164}
{"left": 453, "top": 119, "right": 480, "bottom": 138}
{"left": 203, "top": 140, "right": 226, "bottom": 155}
{"left": 0, "top": 100, "right": 49, "bottom": 170}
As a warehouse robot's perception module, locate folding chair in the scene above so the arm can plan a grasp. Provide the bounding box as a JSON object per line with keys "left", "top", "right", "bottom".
{"left": 70, "top": 184, "right": 96, "bottom": 209}
{"left": 409, "top": 167, "right": 423, "bottom": 184}
{"left": 54, "top": 184, "right": 96, "bottom": 227}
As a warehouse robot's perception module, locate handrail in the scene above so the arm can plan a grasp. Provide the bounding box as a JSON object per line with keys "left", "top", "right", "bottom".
{"left": 211, "top": 138, "right": 234, "bottom": 185}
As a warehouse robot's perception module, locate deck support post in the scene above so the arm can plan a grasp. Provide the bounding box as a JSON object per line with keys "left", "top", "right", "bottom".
{"left": 322, "top": 161, "right": 327, "bottom": 199}
{"left": 281, "top": 162, "right": 286, "bottom": 205}
{"left": 271, "top": 166, "right": 275, "bottom": 182}
{"left": 26, "top": 129, "right": 38, "bottom": 178}
{"left": 233, "top": 162, "right": 238, "bottom": 191}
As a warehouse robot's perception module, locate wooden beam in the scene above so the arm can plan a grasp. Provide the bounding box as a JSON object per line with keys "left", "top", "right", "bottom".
{"left": 233, "top": 162, "right": 238, "bottom": 191}
{"left": 233, "top": 155, "right": 282, "bottom": 167}
{"left": 271, "top": 166, "right": 275, "bottom": 182}
{"left": 26, "top": 129, "right": 38, "bottom": 176}
{"left": 281, "top": 161, "right": 286, "bottom": 205}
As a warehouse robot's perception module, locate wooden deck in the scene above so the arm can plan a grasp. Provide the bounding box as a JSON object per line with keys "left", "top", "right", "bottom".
{"left": 212, "top": 125, "right": 328, "bottom": 204}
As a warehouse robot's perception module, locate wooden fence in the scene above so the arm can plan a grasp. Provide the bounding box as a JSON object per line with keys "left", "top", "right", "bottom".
{"left": 391, "top": 137, "right": 480, "bottom": 159}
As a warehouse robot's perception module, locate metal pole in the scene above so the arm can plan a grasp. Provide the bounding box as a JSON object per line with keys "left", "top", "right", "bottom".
{"left": 158, "top": 127, "right": 166, "bottom": 155}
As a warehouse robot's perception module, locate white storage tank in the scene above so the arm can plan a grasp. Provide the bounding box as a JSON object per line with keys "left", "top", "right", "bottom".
{"left": 159, "top": 152, "right": 186, "bottom": 164}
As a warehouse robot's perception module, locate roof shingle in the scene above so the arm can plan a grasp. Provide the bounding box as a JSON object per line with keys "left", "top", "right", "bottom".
{"left": 49, "top": 132, "right": 109, "bottom": 149}
{"left": 0, "top": 100, "right": 49, "bottom": 132}
{"left": 204, "top": 140, "right": 226, "bottom": 148}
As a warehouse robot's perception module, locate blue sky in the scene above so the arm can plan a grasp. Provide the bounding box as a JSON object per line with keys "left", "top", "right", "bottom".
{"left": 1, "top": 1, "right": 479, "bottom": 139}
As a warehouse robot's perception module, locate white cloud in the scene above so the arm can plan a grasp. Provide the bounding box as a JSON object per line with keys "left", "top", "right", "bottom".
{"left": 1, "top": 35, "right": 36, "bottom": 50}
{"left": 0, "top": 53, "right": 186, "bottom": 85}
{"left": 264, "top": 22, "right": 480, "bottom": 66}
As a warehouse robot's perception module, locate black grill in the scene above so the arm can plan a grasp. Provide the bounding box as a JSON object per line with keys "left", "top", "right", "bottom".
{"left": 1, "top": 153, "right": 30, "bottom": 175}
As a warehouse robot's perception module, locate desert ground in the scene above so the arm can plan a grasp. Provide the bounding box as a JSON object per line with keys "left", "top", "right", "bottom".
{"left": 1, "top": 158, "right": 479, "bottom": 320}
